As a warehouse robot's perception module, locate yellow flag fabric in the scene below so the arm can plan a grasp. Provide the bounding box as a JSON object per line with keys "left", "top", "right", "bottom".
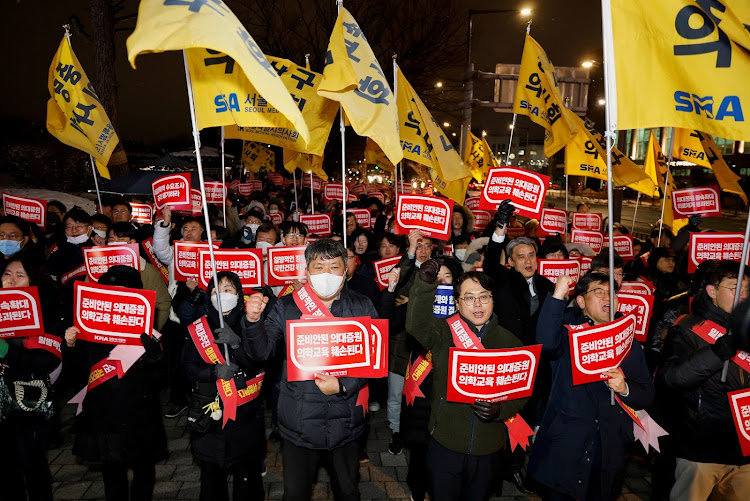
{"left": 672, "top": 127, "right": 711, "bottom": 167}
{"left": 642, "top": 133, "right": 675, "bottom": 227}
{"left": 46, "top": 37, "right": 118, "bottom": 173}
{"left": 430, "top": 170, "right": 470, "bottom": 206}
{"left": 483, "top": 138, "right": 500, "bottom": 167}
{"left": 608, "top": 0, "right": 750, "bottom": 141}
{"left": 94, "top": 160, "right": 111, "bottom": 180}
{"left": 513, "top": 34, "right": 578, "bottom": 157}
{"left": 627, "top": 132, "right": 662, "bottom": 197}
{"left": 364, "top": 138, "right": 395, "bottom": 171}
{"left": 318, "top": 7, "right": 402, "bottom": 165}
{"left": 283, "top": 150, "right": 328, "bottom": 181}
{"left": 241, "top": 141, "right": 272, "bottom": 174}
{"left": 189, "top": 52, "right": 337, "bottom": 156}
{"left": 126, "top": 0, "right": 309, "bottom": 143}
{"left": 692, "top": 131, "right": 748, "bottom": 203}
{"left": 463, "top": 132, "right": 490, "bottom": 183}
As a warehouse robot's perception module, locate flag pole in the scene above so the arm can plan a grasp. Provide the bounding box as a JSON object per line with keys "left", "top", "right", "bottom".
{"left": 309, "top": 171, "right": 315, "bottom": 214}
{"left": 564, "top": 174, "right": 569, "bottom": 241}
{"left": 505, "top": 21, "right": 531, "bottom": 166}
{"left": 657, "top": 128, "right": 675, "bottom": 247}
{"left": 292, "top": 169, "right": 299, "bottom": 220}
{"left": 631, "top": 192, "right": 641, "bottom": 232}
{"left": 220, "top": 126, "right": 227, "bottom": 227}
{"left": 182, "top": 50, "right": 227, "bottom": 340}
{"left": 89, "top": 156, "right": 103, "bottom": 213}
{"left": 393, "top": 55, "right": 399, "bottom": 204}
{"left": 340, "top": 108, "right": 347, "bottom": 247}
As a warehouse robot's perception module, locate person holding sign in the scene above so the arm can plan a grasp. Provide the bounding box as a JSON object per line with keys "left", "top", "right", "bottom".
{"left": 241, "top": 239, "right": 378, "bottom": 501}
{"left": 528, "top": 273, "right": 654, "bottom": 501}
{"left": 405, "top": 260, "right": 528, "bottom": 501}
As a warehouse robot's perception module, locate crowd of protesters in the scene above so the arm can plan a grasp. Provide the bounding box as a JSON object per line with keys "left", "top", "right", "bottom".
{"left": 0, "top": 180, "right": 748, "bottom": 501}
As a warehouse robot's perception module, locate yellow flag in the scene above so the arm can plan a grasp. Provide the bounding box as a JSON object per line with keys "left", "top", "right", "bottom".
{"left": 188, "top": 52, "right": 337, "bottom": 156}
{"left": 513, "top": 34, "right": 578, "bottom": 157}
{"left": 283, "top": 150, "right": 328, "bottom": 181}
{"left": 483, "top": 137, "right": 500, "bottom": 168}
{"left": 46, "top": 37, "right": 117, "bottom": 175}
{"left": 430, "top": 170, "right": 470, "bottom": 207}
{"left": 642, "top": 132, "right": 675, "bottom": 227}
{"left": 626, "top": 132, "right": 662, "bottom": 197}
{"left": 126, "top": 0, "right": 309, "bottom": 143}
{"left": 318, "top": 7, "right": 403, "bottom": 165}
{"left": 672, "top": 127, "right": 711, "bottom": 167}
{"left": 94, "top": 160, "right": 111, "bottom": 180}
{"left": 241, "top": 141, "right": 272, "bottom": 174}
{"left": 463, "top": 132, "right": 496, "bottom": 182}
{"left": 607, "top": 0, "right": 750, "bottom": 141}
{"left": 364, "top": 138, "right": 395, "bottom": 171}
{"left": 692, "top": 130, "right": 748, "bottom": 203}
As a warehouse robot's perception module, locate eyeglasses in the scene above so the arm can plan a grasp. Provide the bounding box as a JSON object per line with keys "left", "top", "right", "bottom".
{"left": 0, "top": 233, "right": 23, "bottom": 241}
{"left": 585, "top": 288, "right": 611, "bottom": 299}
{"left": 459, "top": 294, "right": 492, "bottom": 305}
{"left": 65, "top": 223, "right": 90, "bottom": 231}
{"left": 719, "top": 285, "right": 750, "bottom": 296}
{"left": 285, "top": 233, "right": 305, "bottom": 239}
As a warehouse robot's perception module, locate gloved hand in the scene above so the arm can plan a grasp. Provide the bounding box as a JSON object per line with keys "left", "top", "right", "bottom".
{"left": 214, "top": 327, "right": 241, "bottom": 349}
{"left": 712, "top": 333, "right": 740, "bottom": 361}
{"left": 688, "top": 214, "right": 703, "bottom": 228}
{"left": 495, "top": 199, "right": 515, "bottom": 229}
{"left": 419, "top": 259, "right": 440, "bottom": 285}
{"left": 140, "top": 333, "right": 162, "bottom": 362}
{"left": 216, "top": 362, "right": 240, "bottom": 381}
{"left": 188, "top": 287, "right": 205, "bottom": 307}
{"left": 472, "top": 400, "right": 502, "bottom": 422}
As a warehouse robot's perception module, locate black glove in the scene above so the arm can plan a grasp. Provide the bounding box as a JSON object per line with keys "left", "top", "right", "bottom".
{"left": 419, "top": 259, "right": 440, "bottom": 285}
{"left": 495, "top": 199, "right": 515, "bottom": 229}
{"left": 712, "top": 333, "right": 740, "bottom": 361}
{"left": 216, "top": 362, "right": 239, "bottom": 381}
{"left": 188, "top": 287, "right": 205, "bottom": 307}
{"left": 688, "top": 214, "right": 703, "bottom": 228}
{"left": 214, "top": 327, "right": 241, "bottom": 349}
{"left": 140, "top": 333, "right": 161, "bottom": 355}
{"left": 472, "top": 400, "right": 502, "bottom": 422}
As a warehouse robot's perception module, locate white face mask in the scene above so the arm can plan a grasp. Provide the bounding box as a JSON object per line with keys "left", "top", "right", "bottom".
{"left": 454, "top": 249, "right": 467, "bottom": 261}
{"left": 255, "top": 240, "right": 273, "bottom": 257}
{"left": 67, "top": 233, "right": 90, "bottom": 245}
{"left": 309, "top": 272, "right": 344, "bottom": 298}
{"left": 93, "top": 229, "right": 107, "bottom": 239}
{"left": 211, "top": 292, "right": 238, "bottom": 313}
{"left": 246, "top": 223, "right": 260, "bottom": 233}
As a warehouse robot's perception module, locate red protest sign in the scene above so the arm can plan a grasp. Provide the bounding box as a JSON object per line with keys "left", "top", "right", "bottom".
{"left": 269, "top": 211, "right": 284, "bottom": 226}
{"left": 267, "top": 246, "right": 306, "bottom": 286}
{"left": 2, "top": 193, "right": 47, "bottom": 230}
{"left": 350, "top": 183, "right": 366, "bottom": 196}
{"left": 568, "top": 315, "right": 636, "bottom": 385}
{"left": 299, "top": 214, "right": 332, "bottom": 237}
{"left": 323, "top": 183, "right": 348, "bottom": 202}
{"left": 83, "top": 244, "right": 142, "bottom": 282}
{"left": 617, "top": 293, "right": 655, "bottom": 343}
{"left": 571, "top": 212, "right": 602, "bottom": 231}
{"left": 268, "top": 172, "right": 283, "bottom": 186}
{"left": 395, "top": 195, "right": 453, "bottom": 241}
{"left": 537, "top": 259, "right": 581, "bottom": 293}
{"left": 74, "top": 281, "right": 156, "bottom": 345}
{"left": 228, "top": 180, "right": 241, "bottom": 191}
{"left": 286, "top": 317, "right": 374, "bottom": 381}
{"left": 465, "top": 197, "right": 481, "bottom": 211}
{"left": 472, "top": 210, "right": 492, "bottom": 233}
{"left": 237, "top": 183, "right": 252, "bottom": 196}
{"left": 247, "top": 180, "right": 263, "bottom": 192}
{"left": 198, "top": 248, "right": 263, "bottom": 289}
{"left": 370, "top": 191, "right": 385, "bottom": 203}
{"left": 578, "top": 256, "right": 593, "bottom": 275}
{"left": 539, "top": 207, "right": 567, "bottom": 235}
{"left": 152, "top": 173, "right": 192, "bottom": 210}
{"left": 203, "top": 182, "right": 226, "bottom": 204}
{"left": 446, "top": 345, "right": 542, "bottom": 404}
{"left": 479, "top": 167, "right": 549, "bottom": 218}
{"left": 182, "top": 189, "right": 203, "bottom": 216}
{"left": 571, "top": 230, "right": 605, "bottom": 253}
{"left": 395, "top": 181, "right": 413, "bottom": 195}
{"left": 0, "top": 287, "right": 44, "bottom": 338}
{"left": 173, "top": 241, "right": 220, "bottom": 282}
{"left": 620, "top": 281, "right": 654, "bottom": 296}
{"left": 673, "top": 186, "right": 722, "bottom": 218}
{"left": 347, "top": 209, "right": 372, "bottom": 230}
{"left": 729, "top": 389, "right": 750, "bottom": 456}
{"left": 370, "top": 319, "right": 389, "bottom": 378}
{"left": 141, "top": 238, "right": 169, "bottom": 285}
{"left": 302, "top": 175, "right": 322, "bottom": 190}
{"left": 373, "top": 255, "right": 402, "bottom": 290}
{"left": 689, "top": 232, "right": 748, "bottom": 273}
{"left": 130, "top": 203, "right": 153, "bottom": 224}
{"left": 613, "top": 235, "right": 635, "bottom": 260}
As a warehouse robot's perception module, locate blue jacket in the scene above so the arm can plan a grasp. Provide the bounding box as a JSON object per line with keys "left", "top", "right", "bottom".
{"left": 528, "top": 295, "right": 654, "bottom": 500}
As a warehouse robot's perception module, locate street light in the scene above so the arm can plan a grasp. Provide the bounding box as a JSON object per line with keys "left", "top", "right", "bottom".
{"left": 443, "top": 121, "right": 451, "bottom": 128}
{"left": 435, "top": 81, "right": 443, "bottom": 88}
{"left": 598, "top": 98, "right": 606, "bottom": 106}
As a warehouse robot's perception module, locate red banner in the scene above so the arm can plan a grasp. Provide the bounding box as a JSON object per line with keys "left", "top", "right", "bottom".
{"left": 672, "top": 186, "right": 722, "bottom": 218}
{"left": 347, "top": 208, "right": 372, "bottom": 230}
{"left": 247, "top": 180, "right": 263, "bottom": 192}
{"left": 578, "top": 256, "right": 593, "bottom": 275}
{"left": 0, "top": 287, "right": 44, "bottom": 338}
{"left": 479, "top": 167, "right": 549, "bottom": 218}
{"left": 2, "top": 193, "right": 47, "bottom": 230}
{"left": 83, "top": 244, "right": 141, "bottom": 282}
{"left": 198, "top": 248, "right": 263, "bottom": 289}
{"left": 141, "top": 238, "right": 169, "bottom": 285}
{"left": 537, "top": 259, "right": 581, "bottom": 293}
{"left": 472, "top": 210, "right": 492, "bottom": 233}
{"left": 446, "top": 345, "right": 542, "bottom": 404}
{"left": 369, "top": 319, "right": 389, "bottom": 378}
{"left": 568, "top": 315, "right": 636, "bottom": 385}
{"left": 173, "top": 241, "right": 219, "bottom": 281}
{"left": 350, "top": 183, "right": 366, "bottom": 196}
{"left": 689, "top": 232, "right": 748, "bottom": 273}
{"left": 613, "top": 235, "right": 635, "bottom": 260}
{"left": 465, "top": 196, "right": 481, "bottom": 211}
{"left": 323, "top": 182, "right": 348, "bottom": 202}
{"left": 729, "top": 389, "right": 750, "bottom": 456}
{"left": 299, "top": 214, "right": 332, "bottom": 237}
{"left": 130, "top": 203, "right": 153, "bottom": 224}
{"left": 268, "top": 172, "right": 283, "bottom": 186}
{"left": 152, "top": 173, "right": 192, "bottom": 210}
{"left": 203, "top": 182, "right": 226, "bottom": 204}
{"left": 373, "top": 255, "right": 402, "bottom": 290}
{"left": 619, "top": 281, "right": 654, "bottom": 296}
{"left": 571, "top": 212, "right": 602, "bottom": 231}
{"left": 539, "top": 207, "right": 567, "bottom": 234}
{"left": 267, "top": 246, "right": 306, "bottom": 286}
{"left": 228, "top": 179, "right": 241, "bottom": 191}
{"left": 395, "top": 181, "right": 413, "bottom": 195}
{"left": 395, "top": 195, "right": 453, "bottom": 241}
{"left": 74, "top": 281, "right": 156, "bottom": 345}
{"left": 301, "top": 175, "right": 322, "bottom": 190}
{"left": 237, "top": 183, "right": 253, "bottom": 196}
{"left": 269, "top": 211, "right": 284, "bottom": 226}
{"left": 571, "top": 230, "right": 605, "bottom": 253}
{"left": 183, "top": 188, "right": 202, "bottom": 216}
{"left": 616, "top": 293, "right": 655, "bottom": 343}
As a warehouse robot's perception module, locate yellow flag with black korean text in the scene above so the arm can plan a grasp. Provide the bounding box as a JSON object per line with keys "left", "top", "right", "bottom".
{"left": 463, "top": 132, "right": 497, "bottom": 183}
{"left": 607, "top": 0, "right": 750, "bottom": 141}
{"left": 430, "top": 170, "right": 470, "bottom": 207}
{"left": 127, "top": 0, "right": 309, "bottom": 144}
{"left": 642, "top": 132, "right": 675, "bottom": 227}
{"left": 241, "top": 141, "right": 272, "bottom": 174}
{"left": 318, "top": 7, "right": 402, "bottom": 165}
{"left": 46, "top": 37, "right": 117, "bottom": 177}
{"left": 672, "top": 127, "right": 711, "bottom": 167}
{"left": 692, "top": 130, "right": 748, "bottom": 203}
{"left": 513, "top": 34, "right": 578, "bottom": 157}
{"left": 364, "top": 138, "right": 394, "bottom": 171}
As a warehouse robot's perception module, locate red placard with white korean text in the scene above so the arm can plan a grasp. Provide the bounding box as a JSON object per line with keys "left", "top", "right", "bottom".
{"left": 370, "top": 319, "right": 389, "bottom": 378}
{"left": 268, "top": 172, "right": 283, "bottom": 186}
{"left": 130, "top": 203, "right": 153, "bottom": 224}
{"left": 537, "top": 259, "right": 581, "bottom": 293}
{"left": 620, "top": 281, "right": 654, "bottom": 296}
{"left": 324, "top": 183, "right": 348, "bottom": 202}
{"left": 267, "top": 246, "right": 306, "bottom": 286}
{"left": 446, "top": 345, "right": 542, "bottom": 404}
{"left": 689, "top": 232, "right": 748, "bottom": 273}
{"left": 152, "top": 173, "right": 192, "bottom": 210}
{"left": 616, "top": 293, "right": 654, "bottom": 343}
{"left": 83, "top": 244, "right": 142, "bottom": 282}
{"left": 286, "top": 317, "right": 374, "bottom": 381}
{"left": 465, "top": 197, "right": 481, "bottom": 211}
{"left": 2, "top": 193, "right": 47, "bottom": 230}
{"left": 539, "top": 207, "right": 567, "bottom": 235}
{"left": 571, "top": 230, "right": 605, "bottom": 253}
{"left": 0, "top": 287, "right": 45, "bottom": 338}
{"left": 373, "top": 255, "right": 402, "bottom": 290}
{"left": 247, "top": 180, "right": 263, "bottom": 192}
{"left": 612, "top": 235, "right": 635, "bottom": 260}
{"left": 228, "top": 179, "right": 241, "bottom": 191}
{"left": 198, "top": 248, "right": 263, "bottom": 289}
{"left": 347, "top": 209, "right": 372, "bottom": 230}
{"left": 203, "top": 182, "right": 226, "bottom": 204}
{"left": 729, "top": 389, "right": 750, "bottom": 456}
{"left": 472, "top": 210, "right": 492, "bottom": 233}
{"left": 672, "top": 186, "right": 722, "bottom": 218}
{"left": 577, "top": 256, "right": 593, "bottom": 275}
{"left": 182, "top": 188, "right": 202, "bottom": 216}
{"left": 571, "top": 212, "right": 602, "bottom": 231}
{"left": 442, "top": 244, "right": 453, "bottom": 257}
{"left": 237, "top": 183, "right": 253, "bottom": 196}
{"left": 299, "top": 214, "right": 332, "bottom": 237}
{"left": 479, "top": 167, "right": 549, "bottom": 218}
{"left": 173, "top": 241, "right": 220, "bottom": 282}
{"left": 74, "top": 281, "right": 155, "bottom": 346}
{"left": 350, "top": 183, "right": 366, "bottom": 196}
{"left": 395, "top": 195, "right": 453, "bottom": 241}
{"left": 269, "top": 211, "right": 284, "bottom": 226}
{"left": 141, "top": 238, "right": 169, "bottom": 285}
{"left": 568, "top": 315, "right": 636, "bottom": 385}
{"left": 395, "top": 181, "right": 413, "bottom": 195}
{"left": 301, "top": 175, "right": 322, "bottom": 190}
{"left": 370, "top": 191, "right": 385, "bottom": 203}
